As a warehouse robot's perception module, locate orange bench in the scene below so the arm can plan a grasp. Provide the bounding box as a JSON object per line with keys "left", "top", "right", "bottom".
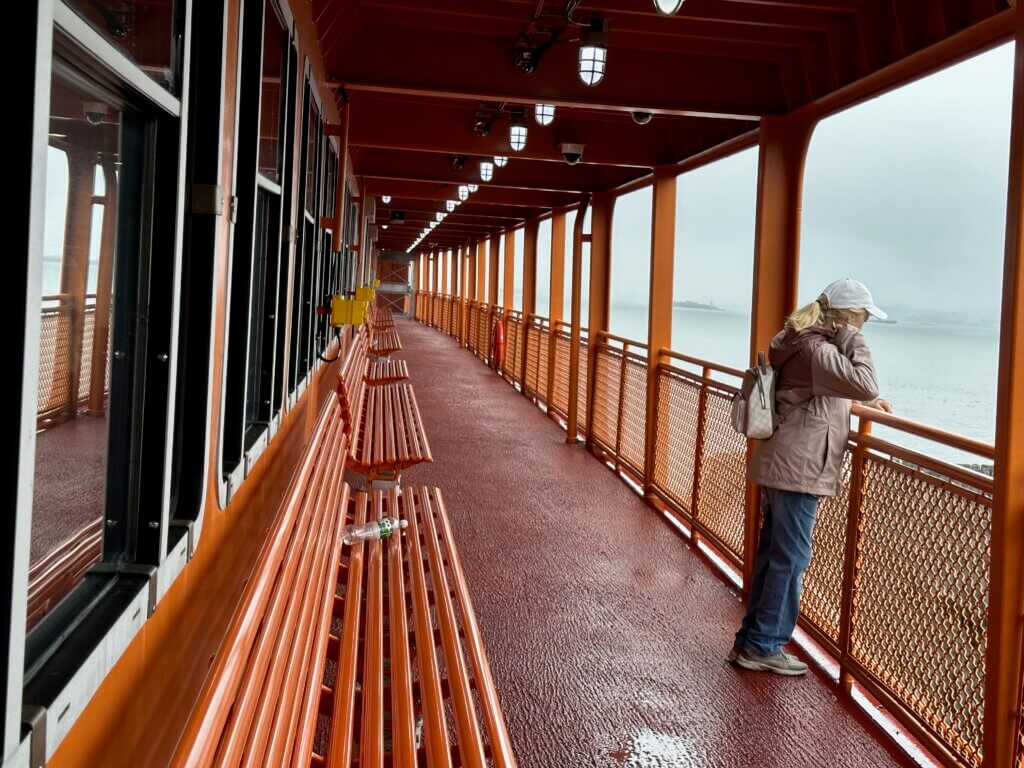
{"left": 363, "top": 357, "right": 409, "bottom": 385}
{"left": 26, "top": 518, "right": 103, "bottom": 631}
{"left": 369, "top": 327, "right": 402, "bottom": 357}
{"left": 315, "top": 487, "right": 517, "bottom": 768}
{"left": 347, "top": 382, "right": 432, "bottom": 483}
{"left": 370, "top": 305, "right": 394, "bottom": 330}
{"left": 173, "top": 398, "right": 351, "bottom": 767}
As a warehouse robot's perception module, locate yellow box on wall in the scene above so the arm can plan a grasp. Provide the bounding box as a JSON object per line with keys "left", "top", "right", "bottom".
{"left": 355, "top": 286, "right": 375, "bottom": 303}
{"left": 331, "top": 296, "right": 369, "bottom": 327}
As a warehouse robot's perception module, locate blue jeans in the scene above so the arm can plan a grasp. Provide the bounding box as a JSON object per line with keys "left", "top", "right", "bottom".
{"left": 735, "top": 488, "right": 818, "bottom": 657}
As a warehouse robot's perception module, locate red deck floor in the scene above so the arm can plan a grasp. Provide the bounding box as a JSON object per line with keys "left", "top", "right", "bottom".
{"left": 397, "top": 317, "right": 915, "bottom": 768}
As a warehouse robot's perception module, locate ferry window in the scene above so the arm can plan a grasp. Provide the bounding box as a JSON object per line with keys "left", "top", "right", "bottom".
{"left": 170, "top": 0, "right": 229, "bottom": 530}
{"left": 483, "top": 239, "right": 491, "bottom": 297}
{"left": 535, "top": 218, "right": 551, "bottom": 316}
{"left": 315, "top": 142, "right": 338, "bottom": 357}
{"left": 672, "top": 147, "right": 757, "bottom": 369}
{"left": 610, "top": 185, "right": 652, "bottom": 341}
{"left": 512, "top": 229, "right": 523, "bottom": 310}
{"left": 64, "top": 0, "right": 184, "bottom": 92}
{"left": 289, "top": 92, "right": 321, "bottom": 389}
{"left": 800, "top": 43, "right": 1011, "bottom": 464}
{"left": 27, "top": 39, "right": 180, "bottom": 634}
{"left": 222, "top": 0, "right": 289, "bottom": 482}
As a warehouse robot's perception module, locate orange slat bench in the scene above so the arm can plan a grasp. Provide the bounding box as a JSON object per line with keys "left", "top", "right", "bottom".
{"left": 172, "top": 398, "right": 352, "bottom": 767}
{"left": 347, "top": 381, "right": 432, "bottom": 483}
{"left": 369, "top": 327, "right": 402, "bottom": 357}
{"left": 337, "top": 328, "right": 430, "bottom": 484}
{"left": 363, "top": 357, "right": 409, "bottom": 385}
{"left": 313, "top": 487, "right": 518, "bottom": 768}
{"left": 370, "top": 305, "right": 394, "bottom": 330}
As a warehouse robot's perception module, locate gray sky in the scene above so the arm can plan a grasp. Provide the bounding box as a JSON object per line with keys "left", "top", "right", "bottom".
{"left": 607, "top": 42, "right": 1013, "bottom": 328}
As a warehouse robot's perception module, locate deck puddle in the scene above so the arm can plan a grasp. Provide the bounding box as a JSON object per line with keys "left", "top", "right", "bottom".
{"left": 607, "top": 728, "right": 697, "bottom": 767}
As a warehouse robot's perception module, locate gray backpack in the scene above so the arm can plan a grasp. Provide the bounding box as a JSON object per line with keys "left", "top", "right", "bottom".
{"left": 730, "top": 352, "right": 777, "bottom": 439}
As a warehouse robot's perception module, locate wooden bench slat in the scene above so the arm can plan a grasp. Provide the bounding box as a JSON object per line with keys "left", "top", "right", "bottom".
{"left": 404, "top": 489, "right": 455, "bottom": 768}
{"left": 326, "top": 494, "right": 368, "bottom": 768}
{"left": 414, "top": 486, "right": 488, "bottom": 768}
{"left": 360, "top": 493, "right": 385, "bottom": 768}
{"left": 432, "top": 488, "right": 518, "bottom": 767}
{"left": 385, "top": 491, "right": 417, "bottom": 765}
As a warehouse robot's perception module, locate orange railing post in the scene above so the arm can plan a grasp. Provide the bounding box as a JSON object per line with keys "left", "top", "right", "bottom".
{"left": 547, "top": 211, "right": 566, "bottom": 407}
{"left": 837, "top": 418, "right": 871, "bottom": 694}
{"left": 585, "top": 193, "right": 614, "bottom": 449}
{"left": 688, "top": 366, "right": 711, "bottom": 543}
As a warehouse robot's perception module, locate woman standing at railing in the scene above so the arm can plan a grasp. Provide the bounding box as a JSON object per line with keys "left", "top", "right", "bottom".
{"left": 730, "top": 278, "right": 892, "bottom": 676}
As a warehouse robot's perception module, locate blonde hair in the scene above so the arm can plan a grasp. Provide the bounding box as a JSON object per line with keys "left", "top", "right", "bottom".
{"left": 785, "top": 293, "right": 869, "bottom": 333}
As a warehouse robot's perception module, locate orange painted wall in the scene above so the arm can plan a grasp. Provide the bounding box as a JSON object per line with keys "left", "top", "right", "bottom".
{"left": 47, "top": 0, "right": 349, "bottom": 764}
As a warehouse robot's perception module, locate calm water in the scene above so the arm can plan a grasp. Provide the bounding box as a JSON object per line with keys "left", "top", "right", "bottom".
{"left": 609, "top": 305, "right": 998, "bottom": 467}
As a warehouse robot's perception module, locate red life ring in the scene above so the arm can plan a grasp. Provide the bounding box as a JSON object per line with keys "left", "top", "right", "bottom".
{"left": 490, "top": 315, "right": 505, "bottom": 371}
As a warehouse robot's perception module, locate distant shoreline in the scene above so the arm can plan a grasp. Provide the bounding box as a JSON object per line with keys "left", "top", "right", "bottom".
{"left": 673, "top": 301, "right": 723, "bottom": 312}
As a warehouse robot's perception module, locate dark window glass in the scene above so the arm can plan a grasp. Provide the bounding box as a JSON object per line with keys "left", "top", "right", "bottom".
{"left": 65, "top": 0, "right": 182, "bottom": 92}
{"left": 258, "top": 1, "right": 283, "bottom": 184}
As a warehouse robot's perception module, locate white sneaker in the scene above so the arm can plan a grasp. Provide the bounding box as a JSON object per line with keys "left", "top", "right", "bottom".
{"left": 735, "top": 648, "right": 808, "bottom": 676}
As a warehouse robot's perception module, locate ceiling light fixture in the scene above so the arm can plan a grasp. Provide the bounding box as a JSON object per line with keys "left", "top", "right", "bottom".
{"left": 436, "top": 212, "right": 443, "bottom": 222}
{"left": 458, "top": 185, "right": 470, "bottom": 201}
{"left": 468, "top": 184, "right": 479, "bottom": 193}
{"left": 480, "top": 160, "right": 494, "bottom": 182}
{"left": 382, "top": 195, "right": 391, "bottom": 204}
{"left": 494, "top": 155, "right": 508, "bottom": 168}
{"left": 631, "top": 111, "right": 653, "bottom": 125}
{"left": 534, "top": 103, "right": 556, "bottom": 126}
{"left": 578, "top": 19, "right": 609, "bottom": 86}
{"left": 446, "top": 200, "right": 457, "bottom": 212}
{"left": 653, "top": 0, "right": 685, "bottom": 14}
{"left": 509, "top": 108, "right": 528, "bottom": 152}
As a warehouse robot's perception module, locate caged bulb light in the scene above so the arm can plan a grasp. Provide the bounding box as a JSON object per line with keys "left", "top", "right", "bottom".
{"left": 534, "top": 103, "right": 555, "bottom": 126}
{"left": 578, "top": 20, "right": 609, "bottom": 86}
{"left": 468, "top": 184, "right": 479, "bottom": 193}
{"left": 458, "top": 185, "right": 470, "bottom": 201}
{"left": 436, "top": 211, "right": 443, "bottom": 222}
{"left": 652, "top": 0, "right": 685, "bottom": 14}
{"left": 494, "top": 155, "right": 508, "bottom": 168}
{"left": 446, "top": 200, "right": 456, "bottom": 212}
{"left": 381, "top": 195, "right": 391, "bottom": 204}
{"left": 509, "top": 123, "right": 527, "bottom": 152}
{"left": 480, "top": 160, "right": 494, "bottom": 182}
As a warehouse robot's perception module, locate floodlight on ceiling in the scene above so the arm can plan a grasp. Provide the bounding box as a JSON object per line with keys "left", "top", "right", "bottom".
{"left": 436, "top": 211, "right": 443, "bottom": 222}
{"left": 468, "top": 184, "right": 479, "bottom": 193}
{"left": 458, "top": 185, "right": 470, "bottom": 201}
{"left": 446, "top": 200, "right": 457, "bottom": 212}
{"left": 480, "top": 160, "right": 494, "bottom": 182}
{"left": 534, "top": 104, "right": 556, "bottom": 126}
{"left": 494, "top": 155, "right": 508, "bottom": 168}
{"left": 578, "top": 19, "right": 609, "bottom": 86}
{"left": 653, "top": 0, "right": 685, "bottom": 14}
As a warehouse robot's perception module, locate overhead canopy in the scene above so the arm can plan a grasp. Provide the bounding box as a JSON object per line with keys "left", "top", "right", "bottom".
{"left": 313, "top": 0, "right": 1013, "bottom": 252}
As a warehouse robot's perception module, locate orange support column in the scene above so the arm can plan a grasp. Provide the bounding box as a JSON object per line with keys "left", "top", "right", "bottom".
{"left": 502, "top": 229, "right": 515, "bottom": 312}
{"left": 566, "top": 197, "right": 591, "bottom": 443}
{"left": 488, "top": 236, "right": 499, "bottom": 305}
{"left": 522, "top": 218, "right": 538, "bottom": 316}
{"left": 546, "top": 211, "right": 567, "bottom": 404}
{"left": 745, "top": 113, "right": 816, "bottom": 591}
{"left": 983, "top": 14, "right": 1024, "bottom": 767}
{"left": 586, "top": 192, "right": 614, "bottom": 447}
{"left": 476, "top": 240, "right": 487, "bottom": 303}
{"left": 88, "top": 160, "right": 117, "bottom": 415}
{"left": 644, "top": 169, "right": 677, "bottom": 493}
{"left": 330, "top": 103, "right": 349, "bottom": 254}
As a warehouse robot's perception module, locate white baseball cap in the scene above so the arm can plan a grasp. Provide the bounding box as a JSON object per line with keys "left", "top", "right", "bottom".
{"left": 822, "top": 278, "right": 888, "bottom": 321}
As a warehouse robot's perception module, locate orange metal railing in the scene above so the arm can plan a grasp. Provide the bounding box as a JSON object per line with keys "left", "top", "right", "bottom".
{"left": 37, "top": 293, "right": 104, "bottom": 424}
{"left": 413, "top": 301, "right": 1000, "bottom": 768}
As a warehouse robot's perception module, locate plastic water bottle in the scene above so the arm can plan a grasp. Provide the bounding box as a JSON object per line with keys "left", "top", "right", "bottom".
{"left": 342, "top": 517, "right": 408, "bottom": 545}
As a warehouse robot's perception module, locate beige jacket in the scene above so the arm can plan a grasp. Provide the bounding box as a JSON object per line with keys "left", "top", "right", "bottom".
{"left": 746, "top": 323, "right": 880, "bottom": 497}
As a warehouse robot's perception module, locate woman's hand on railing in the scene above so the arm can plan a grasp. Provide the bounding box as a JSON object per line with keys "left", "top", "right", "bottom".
{"left": 864, "top": 398, "right": 893, "bottom": 414}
